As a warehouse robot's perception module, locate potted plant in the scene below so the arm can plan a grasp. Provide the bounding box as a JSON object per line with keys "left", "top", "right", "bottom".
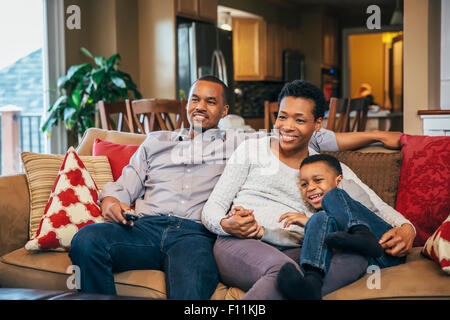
{"left": 41, "top": 47, "right": 142, "bottom": 141}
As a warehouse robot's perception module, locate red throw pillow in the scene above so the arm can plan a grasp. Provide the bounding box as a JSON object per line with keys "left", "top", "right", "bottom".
{"left": 422, "top": 214, "right": 450, "bottom": 274}
{"left": 395, "top": 134, "right": 450, "bottom": 246}
{"left": 92, "top": 139, "right": 139, "bottom": 181}
{"left": 25, "top": 147, "right": 104, "bottom": 251}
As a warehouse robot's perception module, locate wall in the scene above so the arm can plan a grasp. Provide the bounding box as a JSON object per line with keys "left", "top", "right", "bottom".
{"left": 403, "top": 0, "right": 441, "bottom": 134}
{"left": 63, "top": 0, "right": 140, "bottom": 90}
{"left": 348, "top": 33, "right": 384, "bottom": 106}
{"left": 137, "top": 0, "right": 176, "bottom": 99}
{"left": 441, "top": 0, "right": 450, "bottom": 109}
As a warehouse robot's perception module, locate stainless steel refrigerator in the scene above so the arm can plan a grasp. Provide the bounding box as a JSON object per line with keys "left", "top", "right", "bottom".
{"left": 177, "top": 20, "right": 235, "bottom": 110}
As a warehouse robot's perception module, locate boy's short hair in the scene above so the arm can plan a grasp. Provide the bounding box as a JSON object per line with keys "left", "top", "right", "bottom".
{"left": 277, "top": 80, "right": 326, "bottom": 120}
{"left": 300, "top": 154, "right": 343, "bottom": 176}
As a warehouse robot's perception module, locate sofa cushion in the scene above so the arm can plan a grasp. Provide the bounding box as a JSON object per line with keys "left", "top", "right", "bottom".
{"left": 0, "top": 174, "right": 29, "bottom": 257}
{"left": 21, "top": 151, "right": 113, "bottom": 239}
{"left": 25, "top": 147, "right": 105, "bottom": 251}
{"left": 0, "top": 248, "right": 228, "bottom": 299}
{"left": 226, "top": 248, "right": 450, "bottom": 300}
{"left": 92, "top": 138, "right": 139, "bottom": 181}
{"left": 323, "top": 248, "right": 450, "bottom": 300}
{"left": 395, "top": 134, "right": 450, "bottom": 246}
{"left": 76, "top": 128, "right": 146, "bottom": 156}
{"left": 321, "top": 151, "right": 402, "bottom": 207}
{"left": 423, "top": 214, "right": 450, "bottom": 274}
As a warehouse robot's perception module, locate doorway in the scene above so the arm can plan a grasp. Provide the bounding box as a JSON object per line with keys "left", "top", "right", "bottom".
{"left": 343, "top": 27, "right": 403, "bottom": 111}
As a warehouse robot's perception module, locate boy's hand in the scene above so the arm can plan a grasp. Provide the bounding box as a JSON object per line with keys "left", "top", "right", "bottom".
{"left": 279, "top": 212, "right": 309, "bottom": 228}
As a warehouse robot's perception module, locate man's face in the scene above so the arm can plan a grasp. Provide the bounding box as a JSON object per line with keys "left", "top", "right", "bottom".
{"left": 186, "top": 80, "right": 229, "bottom": 131}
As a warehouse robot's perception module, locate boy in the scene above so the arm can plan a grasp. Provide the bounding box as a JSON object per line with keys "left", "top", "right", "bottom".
{"left": 276, "top": 154, "right": 404, "bottom": 300}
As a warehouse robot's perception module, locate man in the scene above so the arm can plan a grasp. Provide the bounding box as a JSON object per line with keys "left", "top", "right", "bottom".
{"left": 69, "top": 75, "right": 410, "bottom": 299}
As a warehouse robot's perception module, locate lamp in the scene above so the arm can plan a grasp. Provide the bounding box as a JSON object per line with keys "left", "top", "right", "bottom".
{"left": 390, "top": 0, "right": 403, "bottom": 26}
{"left": 219, "top": 11, "right": 232, "bottom": 31}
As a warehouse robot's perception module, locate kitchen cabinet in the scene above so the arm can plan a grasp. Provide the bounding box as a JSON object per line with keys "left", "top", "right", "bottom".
{"left": 232, "top": 17, "right": 300, "bottom": 81}
{"left": 176, "top": 0, "right": 218, "bottom": 24}
{"left": 322, "top": 16, "right": 339, "bottom": 68}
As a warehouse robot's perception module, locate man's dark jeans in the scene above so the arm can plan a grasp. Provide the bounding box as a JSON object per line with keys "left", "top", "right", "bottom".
{"left": 69, "top": 215, "right": 219, "bottom": 299}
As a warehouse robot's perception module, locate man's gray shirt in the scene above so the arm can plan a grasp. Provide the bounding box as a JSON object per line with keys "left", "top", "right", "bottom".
{"left": 99, "top": 128, "right": 339, "bottom": 223}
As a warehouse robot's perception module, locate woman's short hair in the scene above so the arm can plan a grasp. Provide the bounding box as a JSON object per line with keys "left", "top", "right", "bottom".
{"left": 277, "top": 80, "right": 326, "bottom": 120}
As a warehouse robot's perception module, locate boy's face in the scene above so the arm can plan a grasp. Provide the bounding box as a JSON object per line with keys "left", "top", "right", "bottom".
{"left": 299, "top": 161, "right": 342, "bottom": 210}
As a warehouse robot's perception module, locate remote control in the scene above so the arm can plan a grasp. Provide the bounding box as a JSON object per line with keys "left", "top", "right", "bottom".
{"left": 123, "top": 211, "right": 139, "bottom": 222}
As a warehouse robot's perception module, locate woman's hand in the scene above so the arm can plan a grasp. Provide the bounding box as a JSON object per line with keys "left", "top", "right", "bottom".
{"left": 378, "top": 224, "right": 415, "bottom": 257}
{"left": 220, "top": 206, "right": 261, "bottom": 239}
{"left": 279, "top": 212, "right": 309, "bottom": 228}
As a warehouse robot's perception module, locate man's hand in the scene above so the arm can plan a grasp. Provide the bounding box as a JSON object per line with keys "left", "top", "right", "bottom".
{"left": 101, "top": 196, "right": 134, "bottom": 226}
{"left": 377, "top": 131, "right": 402, "bottom": 150}
{"left": 378, "top": 224, "right": 415, "bottom": 257}
{"left": 220, "top": 206, "right": 261, "bottom": 239}
{"left": 279, "top": 212, "right": 309, "bottom": 228}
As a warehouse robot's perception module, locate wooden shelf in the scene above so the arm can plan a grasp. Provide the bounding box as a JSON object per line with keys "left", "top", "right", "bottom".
{"left": 417, "top": 110, "right": 450, "bottom": 115}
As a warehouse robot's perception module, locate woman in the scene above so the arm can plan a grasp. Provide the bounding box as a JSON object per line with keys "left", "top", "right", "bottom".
{"left": 201, "top": 80, "right": 415, "bottom": 300}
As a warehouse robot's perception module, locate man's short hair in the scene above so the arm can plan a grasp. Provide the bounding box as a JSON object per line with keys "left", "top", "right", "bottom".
{"left": 277, "top": 80, "right": 326, "bottom": 120}
{"left": 191, "top": 75, "right": 229, "bottom": 105}
{"left": 300, "top": 154, "right": 343, "bottom": 176}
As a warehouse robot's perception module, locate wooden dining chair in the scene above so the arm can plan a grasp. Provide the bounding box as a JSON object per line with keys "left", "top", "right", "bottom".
{"left": 326, "top": 97, "right": 349, "bottom": 132}
{"left": 97, "top": 100, "right": 135, "bottom": 132}
{"left": 264, "top": 100, "right": 279, "bottom": 132}
{"left": 347, "top": 97, "right": 369, "bottom": 132}
{"left": 130, "top": 98, "right": 188, "bottom": 133}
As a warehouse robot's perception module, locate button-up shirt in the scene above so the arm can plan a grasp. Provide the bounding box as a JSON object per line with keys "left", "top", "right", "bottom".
{"left": 99, "top": 128, "right": 338, "bottom": 223}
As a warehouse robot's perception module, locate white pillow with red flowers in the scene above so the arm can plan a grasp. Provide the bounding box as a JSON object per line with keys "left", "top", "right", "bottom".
{"left": 25, "top": 147, "right": 105, "bottom": 251}
{"left": 422, "top": 214, "right": 450, "bottom": 274}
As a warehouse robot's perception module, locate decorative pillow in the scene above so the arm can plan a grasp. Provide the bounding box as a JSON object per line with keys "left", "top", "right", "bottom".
{"left": 395, "top": 134, "right": 450, "bottom": 246}
{"left": 25, "top": 147, "right": 106, "bottom": 251}
{"left": 92, "top": 138, "right": 139, "bottom": 181}
{"left": 22, "top": 151, "right": 113, "bottom": 239}
{"left": 321, "top": 151, "right": 402, "bottom": 208}
{"left": 422, "top": 214, "right": 450, "bottom": 274}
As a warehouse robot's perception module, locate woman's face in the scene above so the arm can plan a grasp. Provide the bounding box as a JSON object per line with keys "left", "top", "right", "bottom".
{"left": 274, "top": 96, "right": 322, "bottom": 153}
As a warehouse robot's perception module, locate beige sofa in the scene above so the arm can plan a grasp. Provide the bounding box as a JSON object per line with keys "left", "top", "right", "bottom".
{"left": 0, "top": 128, "right": 449, "bottom": 299}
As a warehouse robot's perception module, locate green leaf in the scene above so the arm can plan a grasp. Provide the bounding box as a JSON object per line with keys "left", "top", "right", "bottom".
{"left": 94, "top": 56, "right": 106, "bottom": 67}
{"left": 80, "top": 47, "right": 94, "bottom": 59}
{"left": 64, "top": 108, "right": 77, "bottom": 123}
{"left": 106, "top": 53, "right": 121, "bottom": 69}
{"left": 48, "top": 95, "right": 68, "bottom": 112}
{"left": 66, "top": 63, "right": 92, "bottom": 82}
{"left": 111, "top": 76, "right": 126, "bottom": 88}
{"left": 92, "top": 69, "right": 105, "bottom": 84}
{"left": 57, "top": 74, "right": 69, "bottom": 88}
{"left": 71, "top": 89, "right": 81, "bottom": 107}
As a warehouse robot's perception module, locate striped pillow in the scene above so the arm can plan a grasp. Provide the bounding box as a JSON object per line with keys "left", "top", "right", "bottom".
{"left": 21, "top": 151, "right": 113, "bottom": 239}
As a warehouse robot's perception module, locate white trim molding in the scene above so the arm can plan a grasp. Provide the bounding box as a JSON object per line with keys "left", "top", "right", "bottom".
{"left": 43, "top": 0, "right": 67, "bottom": 154}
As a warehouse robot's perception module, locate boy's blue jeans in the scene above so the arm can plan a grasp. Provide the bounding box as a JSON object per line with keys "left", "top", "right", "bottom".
{"left": 300, "top": 188, "right": 406, "bottom": 275}
{"left": 69, "top": 215, "right": 219, "bottom": 299}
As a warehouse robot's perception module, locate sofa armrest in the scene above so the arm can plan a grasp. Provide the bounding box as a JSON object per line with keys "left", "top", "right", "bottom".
{"left": 76, "top": 128, "right": 146, "bottom": 156}
{"left": 0, "top": 174, "right": 30, "bottom": 256}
